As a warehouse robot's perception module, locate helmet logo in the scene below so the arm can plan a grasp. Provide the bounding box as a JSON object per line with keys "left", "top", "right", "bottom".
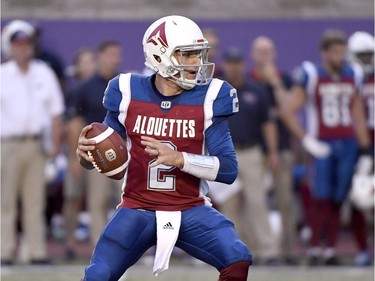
{"left": 146, "top": 22, "right": 169, "bottom": 48}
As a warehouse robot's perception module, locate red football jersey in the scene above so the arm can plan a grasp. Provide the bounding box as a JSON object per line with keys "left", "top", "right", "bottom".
{"left": 300, "top": 62, "right": 364, "bottom": 139}
{"left": 103, "top": 73, "right": 238, "bottom": 211}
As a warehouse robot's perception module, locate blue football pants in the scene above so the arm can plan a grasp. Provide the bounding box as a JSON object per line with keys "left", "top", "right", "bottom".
{"left": 83, "top": 205, "right": 252, "bottom": 281}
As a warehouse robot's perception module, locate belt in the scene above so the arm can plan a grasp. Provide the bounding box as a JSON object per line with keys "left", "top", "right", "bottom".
{"left": 234, "top": 141, "right": 258, "bottom": 150}
{"left": 2, "top": 135, "right": 41, "bottom": 141}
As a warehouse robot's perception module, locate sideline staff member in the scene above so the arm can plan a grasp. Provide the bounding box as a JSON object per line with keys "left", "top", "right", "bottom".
{"left": 1, "top": 20, "right": 64, "bottom": 264}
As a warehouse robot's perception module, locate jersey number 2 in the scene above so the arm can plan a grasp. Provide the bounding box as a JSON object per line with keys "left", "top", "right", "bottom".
{"left": 147, "top": 141, "right": 176, "bottom": 191}
{"left": 230, "top": 88, "right": 239, "bottom": 113}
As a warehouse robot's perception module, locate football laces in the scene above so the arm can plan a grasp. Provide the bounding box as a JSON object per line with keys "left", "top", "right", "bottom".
{"left": 87, "top": 151, "right": 102, "bottom": 173}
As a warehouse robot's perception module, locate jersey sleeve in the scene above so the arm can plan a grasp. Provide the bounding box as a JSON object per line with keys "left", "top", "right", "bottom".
{"left": 291, "top": 64, "right": 309, "bottom": 89}
{"left": 212, "top": 81, "right": 239, "bottom": 118}
{"left": 205, "top": 116, "right": 238, "bottom": 184}
{"left": 103, "top": 74, "right": 122, "bottom": 112}
{"left": 281, "top": 72, "right": 294, "bottom": 90}
{"left": 102, "top": 74, "right": 126, "bottom": 134}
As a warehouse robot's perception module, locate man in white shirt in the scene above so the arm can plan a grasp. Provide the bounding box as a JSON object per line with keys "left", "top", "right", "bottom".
{"left": 1, "top": 20, "right": 65, "bottom": 265}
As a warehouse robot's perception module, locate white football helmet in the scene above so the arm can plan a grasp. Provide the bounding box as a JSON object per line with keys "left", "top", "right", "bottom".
{"left": 349, "top": 173, "right": 375, "bottom": 210}
{"left": 1, "top": 20, "right": 35, "bottom": 59}
{"left": 143, "top": 15, "right": 214, "bottom": 90}
{"left": 348, "top": 31, "right": 374, "bottom": 74}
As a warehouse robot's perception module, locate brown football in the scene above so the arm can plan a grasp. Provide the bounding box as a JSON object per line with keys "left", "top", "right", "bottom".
{"left": 86, "top": 122, "right": 128, "bottom": 180}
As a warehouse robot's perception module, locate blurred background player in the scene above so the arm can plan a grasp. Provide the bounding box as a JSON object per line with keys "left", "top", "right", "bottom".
{"left": 0, "top": 20, "right": 65, "bottom": 265}
{"left": 218, "top": 47, "right": 280, "bottom": 265}
{"left": 202, "top": 28, "right": 220, "bottom": 77}
{"left": 347, "top": 31, "right": 374, "bottom": 266}
{"left": 48, "top": 47, "right": 96, "bottom": 251}
{"left": 277, "top": 29, "right": 371, "bottom": 265}
{"left": 33, "top": 25, "right": 66, "bottom": 89}
{"left": 249, "top": 36, "right": 298, "bottom": 265}
{"left": 63, "top": 41, "right": 122, "bottom": 259}
{"left": 65, "top": 48, "right": 96, "bottom": 91}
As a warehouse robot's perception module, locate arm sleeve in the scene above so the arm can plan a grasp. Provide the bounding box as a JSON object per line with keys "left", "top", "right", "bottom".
{"left": 291, "top": 65, "right": 308, "bottom": 89}
{"left": 281, "top": 72, "right": 294, "bottom": 90}
{"left": 205, "top": 116, "right": 238, "bottom": 184}
{"left": 212, "top": 81, "right": 239, "bottom": 117}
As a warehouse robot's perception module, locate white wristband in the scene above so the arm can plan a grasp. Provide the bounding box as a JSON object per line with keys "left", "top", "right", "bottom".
{"left": 181, "top": 152, "right": 220, "bottom": 181}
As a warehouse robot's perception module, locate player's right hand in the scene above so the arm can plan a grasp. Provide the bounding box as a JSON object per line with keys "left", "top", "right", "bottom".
{"left": 76, "top": 125, "right": 96, "bottom": 163}
{"left": 302, "top": 135, "right": 331, "bottom": 159}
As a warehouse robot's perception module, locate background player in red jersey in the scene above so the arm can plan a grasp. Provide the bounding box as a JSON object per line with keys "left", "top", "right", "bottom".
{"left": 274, "top": 29, "right": 371, "bottom": 265}
{"left": 347, "top": 31, "right": 374, "bottom": 266}
{"left": 76, "top": 15, "right": 251, "bottom": 281}
{"left": 348, "top": 32, "right": 375, "bottom": 146}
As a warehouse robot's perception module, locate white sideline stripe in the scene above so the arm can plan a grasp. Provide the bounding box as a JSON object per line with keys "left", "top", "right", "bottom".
{"left": 103, "top": 155, "right": 130, "bottom": 177}
{"left": 118, "top": 73, "right": 132, "bottom": 126}
{"left": 89, "top": 127, "right": 114, "bottom": 144}
{"left": 303, "top": 61, "right": 319, "bottom": 137}
{"left": 203, "top": 78, "right": 223, "bottom": 131}
{"left": 352, "top": 63, "right": 364, "bottom": 93}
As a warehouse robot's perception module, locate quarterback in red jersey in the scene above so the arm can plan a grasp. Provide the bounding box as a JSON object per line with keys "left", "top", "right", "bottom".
{"left": 275, "top": 29, "right": 371, "bottom": 265}
{"left": 76, "top": 15, "right": 251, "bottom": 281}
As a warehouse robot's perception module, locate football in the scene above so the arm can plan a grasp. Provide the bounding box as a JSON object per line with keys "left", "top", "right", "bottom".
{"left": 86, "top": 122, "right": 129, "bottom": 180}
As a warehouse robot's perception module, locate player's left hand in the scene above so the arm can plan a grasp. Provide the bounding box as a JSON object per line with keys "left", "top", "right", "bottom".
{"left": 141, "top": 136, "right": 184, "bottom": 168}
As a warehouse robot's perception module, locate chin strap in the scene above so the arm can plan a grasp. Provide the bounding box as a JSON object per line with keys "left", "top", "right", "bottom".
{"left": 166, "top": 74, "right": 196, "bottom": 90}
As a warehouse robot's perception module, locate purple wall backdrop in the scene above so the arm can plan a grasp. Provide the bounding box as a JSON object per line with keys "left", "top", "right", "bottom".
{"left": 3, "top": 19, "right": 374, "bottom": 73}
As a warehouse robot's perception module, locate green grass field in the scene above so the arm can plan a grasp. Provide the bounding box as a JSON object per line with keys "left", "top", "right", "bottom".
{"left": 1, "top": 264, "right": 373, "bottom": 281}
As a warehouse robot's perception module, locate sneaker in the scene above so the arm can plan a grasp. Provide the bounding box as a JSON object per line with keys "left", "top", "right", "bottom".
{"left": 323, "top": 256, "right": 341, "bottom": 266}
{"left": 307, "top": 256, "right": 320, "bottom": 266}
{"left": 30, "top": 258, "right": 51, "bottom": 265}
{"left": 1, "top": 259, "right": 14, "bottom": 266}
{"left": 284, "top": 256, "right": 299, "bottom": 266}
{"left": 64, "top": 248, "right": 77, "bottom": 261}
{"left": 354, "top": 251, "right": 372, "bottom": 266}
{"left": 264, "top": 257, "right": 281, "bottom": 266}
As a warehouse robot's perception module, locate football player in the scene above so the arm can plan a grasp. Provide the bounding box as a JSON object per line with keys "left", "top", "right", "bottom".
{"left": 347, "top": 31, "right": 374, "bottom": 266}
{"left": 76, "top": 15, "right": 251, "bottom": 281}
{"left": 348, "top": 31, "right": 374, "bottom": 150}
{"left": 275, "top": 29, "right": 371, "bottom": 265}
